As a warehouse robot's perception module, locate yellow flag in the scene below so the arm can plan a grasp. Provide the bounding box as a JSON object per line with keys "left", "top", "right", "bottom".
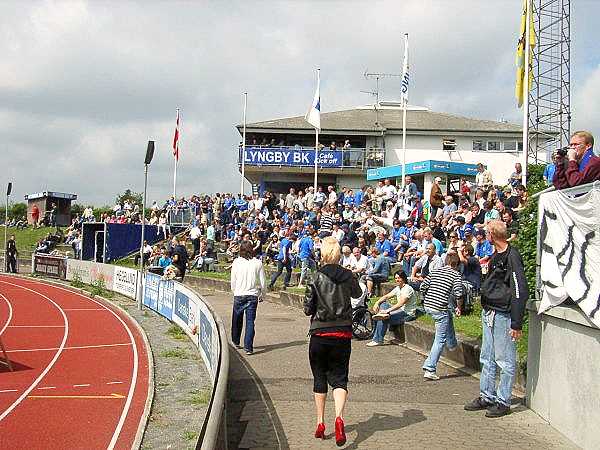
{"left": 515, "top": 0, "right": 536, "bottom": 108}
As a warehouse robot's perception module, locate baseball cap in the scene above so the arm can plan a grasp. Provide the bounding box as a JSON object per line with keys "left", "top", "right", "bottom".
{"left": 464, "top": 224, "right": 474, "bottom": 234}
{"left": 434, "top": 176, "right": 442, "bottom": 182}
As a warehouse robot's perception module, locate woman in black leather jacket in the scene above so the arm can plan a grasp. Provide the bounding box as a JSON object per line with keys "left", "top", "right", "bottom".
{"left": 304, "top": 236, "right": 361, "bottom": 446}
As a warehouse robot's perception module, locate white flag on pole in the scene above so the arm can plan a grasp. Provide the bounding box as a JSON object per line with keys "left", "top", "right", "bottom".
{"left": 400, "top": 33, "right": 410, "bottom": 105}
{"left": 305, "top": 69, "right": 321, "bottom": 130}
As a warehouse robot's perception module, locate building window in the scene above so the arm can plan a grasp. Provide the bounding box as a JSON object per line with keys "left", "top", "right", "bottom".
{"left": 504, "top": 141, "right": 517, "bottom": 151}
{"left": 443, "top": 139, "right": 457, "bottom": 150}
{"left": 473, "top": 140, "right": 486, "bottom": 151}
{"left": 487, "top": 141, "right": 501, "bottom": 151}
{"left": 518, "top": 141, "right": 523, "bottom": 151}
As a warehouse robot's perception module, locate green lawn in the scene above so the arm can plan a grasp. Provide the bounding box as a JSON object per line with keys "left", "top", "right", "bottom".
{"left": 1, "top": 226, "right": 58, "bottom": 255}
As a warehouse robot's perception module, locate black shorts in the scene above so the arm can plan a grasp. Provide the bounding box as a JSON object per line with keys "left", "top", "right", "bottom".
{"left": 309, "top": 335, "right": 351, "bottom": 394}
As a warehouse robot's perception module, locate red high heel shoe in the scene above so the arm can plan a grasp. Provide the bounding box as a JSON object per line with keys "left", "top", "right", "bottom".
{"left": 314, "top": 422, "right": 326, "bottom": 439}
{"left": 335, "top": 416, "right": 346, "bottom": 446}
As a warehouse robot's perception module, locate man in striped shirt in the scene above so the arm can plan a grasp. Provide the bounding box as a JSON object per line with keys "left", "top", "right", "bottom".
{"left": 420, "top": 253, "right": 464, "bottom": 380}
{"left": 318, "top": 205, "right": 334, "bottom": 238}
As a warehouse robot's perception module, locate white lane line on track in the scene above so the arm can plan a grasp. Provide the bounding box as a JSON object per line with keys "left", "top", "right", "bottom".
{"left": 0, "top": 293, "right": 14, "bottom": 336}
{"left": 0, "top": 279, "right": 69, "bottom": 423}
{"left": 73, "top": 384, "right": 90, "bottom": 387}
{"left": 106, "top": 381, "right": 123, "bottom": 385}
{"left": 63, "top": 308, "right": 106, "bottom": 311}
{"left": 6, "top": 342, "right": 132, "bottom": 353}
{"left": 0, "top": 389, "right": 18, "bottom": 393}
{"left": 37, "top": 386, "right": 56, "bottom": 390}
{"left": 21, "top": 281, "right": 140, "bottom": 450}
{"left": 8, "top": 325, "right": 64, "bottom": 328}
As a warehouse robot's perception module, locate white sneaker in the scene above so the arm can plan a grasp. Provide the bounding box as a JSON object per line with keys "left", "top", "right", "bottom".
{"left": 366, "top": 341, "right": 383, "bottom": 347}
{"left": 423, "top": 371, "right": 440, "bottom": 381}
{"left": 372, "top": 312, "right": 390, "bottom": 321}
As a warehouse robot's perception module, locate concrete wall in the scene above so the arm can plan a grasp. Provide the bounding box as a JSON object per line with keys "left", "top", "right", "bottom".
{"left": 527, "top": 302, "right": 600, "bottom": 450}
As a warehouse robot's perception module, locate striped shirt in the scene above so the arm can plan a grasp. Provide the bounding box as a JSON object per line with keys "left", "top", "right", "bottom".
{"left": 320, "top": 213, "right": 334, "bottom": 233}
{"left": 420, "top": 266, "right": 463, "bottom": 312}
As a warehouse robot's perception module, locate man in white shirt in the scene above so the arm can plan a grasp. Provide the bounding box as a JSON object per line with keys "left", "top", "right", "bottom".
{"left": 341, "top": 245, "right": 354, "bottom": 269}
{"left": 350, "top": 247, "right": 369, "bottom": 275}
{"left": 383, "top": 178, "right": 397, "bottom": 202}
{"left": 327, "top": 185, "right": 338, "bottom": 208}
{"left": 305, "top": 186, "right": 315, "bottom": 210}
{"left": 190, "top": 224, "right": 202, "bottom": 257}
{"left": 230, "top": 241, "right": 266, "bottom": 355}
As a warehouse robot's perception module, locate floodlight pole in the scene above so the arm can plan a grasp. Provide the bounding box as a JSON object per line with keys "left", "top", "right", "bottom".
{"left": 138, "top": 141, "right": 154, "bottom": 310}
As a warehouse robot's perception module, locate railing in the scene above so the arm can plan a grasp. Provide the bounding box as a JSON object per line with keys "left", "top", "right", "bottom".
{"left": 238, "top": 145, "right": 385, "bottom": 169}
{"left": 167, "top": 206, "right": 198, "bottom": 225}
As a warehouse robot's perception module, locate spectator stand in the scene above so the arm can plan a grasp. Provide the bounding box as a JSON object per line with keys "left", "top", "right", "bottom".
{"left": 25, "top": 191, "right": 77, "bottom": 227}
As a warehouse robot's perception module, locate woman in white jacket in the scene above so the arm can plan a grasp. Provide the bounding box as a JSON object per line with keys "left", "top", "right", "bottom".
{"left": 230, "top": 241, "right": 266, "bottom": 355}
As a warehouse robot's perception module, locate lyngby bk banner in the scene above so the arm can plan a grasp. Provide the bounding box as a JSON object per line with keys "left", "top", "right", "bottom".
{"left": 242, "top": 147, "right": 342, "bottom": 167}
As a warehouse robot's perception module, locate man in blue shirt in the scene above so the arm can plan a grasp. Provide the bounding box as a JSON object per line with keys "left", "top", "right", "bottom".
{"left": 297, "top": 230, "right": 315, "bottom": 288}
{"left": 343, "top": 189, "right": 355, "bottom": 207}
{"left": 376, "top": 231, "right": 396, "bottom": 263}
{"left": 354, "top": 187, "right": 364, "bottom": 207}
{"left": 268, "top": 232, "right": 295, "bottom": 290}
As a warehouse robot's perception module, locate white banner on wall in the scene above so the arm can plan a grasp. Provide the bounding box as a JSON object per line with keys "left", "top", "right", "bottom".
{"left": 113, "top": 266, "right": 138, "bottom": 300}
{"left": 538, "top": 188, "right": 600, "bottom": 329}
{"left": 66, "top": 259, "right": 115, "bottom": 291}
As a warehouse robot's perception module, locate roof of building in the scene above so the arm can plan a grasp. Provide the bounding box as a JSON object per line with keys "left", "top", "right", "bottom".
{"left": 238, "top": 105, "right": 522, "bottom": 134}
{"left": 25, "top": 191, "right": 77, "bottom": 201}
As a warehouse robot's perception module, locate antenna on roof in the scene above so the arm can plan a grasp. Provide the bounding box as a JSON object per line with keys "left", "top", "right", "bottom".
{"left": 362, "top": 69, "right": 402, "bottom": 128}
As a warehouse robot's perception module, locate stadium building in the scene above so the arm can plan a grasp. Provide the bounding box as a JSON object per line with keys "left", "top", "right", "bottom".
{"left": 236, "top": 102, "right": 545, "bottom": 196}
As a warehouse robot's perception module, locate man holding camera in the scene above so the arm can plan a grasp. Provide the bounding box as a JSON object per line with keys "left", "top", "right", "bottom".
{"left": 553, "top": 131, "right": 600, "bottom": 189}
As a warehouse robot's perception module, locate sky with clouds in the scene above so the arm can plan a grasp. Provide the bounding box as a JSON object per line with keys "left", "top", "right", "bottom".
{"left": 1, "top": 0, "right": 599, "bottom": 206}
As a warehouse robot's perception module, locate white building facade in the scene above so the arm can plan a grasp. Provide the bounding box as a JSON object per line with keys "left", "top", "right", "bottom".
{"left": 236, "top": 103, "right": 547, "bottom": 197}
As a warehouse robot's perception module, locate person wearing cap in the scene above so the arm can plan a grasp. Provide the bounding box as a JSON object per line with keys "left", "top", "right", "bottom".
{"left": 430, "top": 176, "right": 445, "bottom": 219}
{"left": 503, "top": 186, "right": 520, "bottom": 211}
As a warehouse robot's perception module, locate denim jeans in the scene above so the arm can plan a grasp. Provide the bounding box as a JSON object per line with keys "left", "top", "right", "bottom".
{"left": 479, "top": 310, "right": 516, "bottom": 407}
{"left": 298, "top": 257, "right": 315, "bottom": 286}
{"left": 372, "top": 301, "right": 414, "bottom": 343}
{"left": 270, "top": 260, "right": 292, "bottom": 287}
{"left": 422, "top": 307, "right": 457, "bottom": 373}
{"left": 231, "top": 295, "right": 258, "bottom": 352}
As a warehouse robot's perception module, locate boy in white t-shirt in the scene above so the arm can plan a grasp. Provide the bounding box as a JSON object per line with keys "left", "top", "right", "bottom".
{"left": 367, "top": 271, "right": 417, "bottom": 346}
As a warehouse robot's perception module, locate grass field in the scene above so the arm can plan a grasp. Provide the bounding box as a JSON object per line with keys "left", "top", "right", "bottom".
{"left": 1, "top": 226, "right": 58, "bottom": 255}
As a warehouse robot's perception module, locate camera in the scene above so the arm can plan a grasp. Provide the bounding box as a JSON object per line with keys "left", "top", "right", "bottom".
{"left": 556, "top": 146, "right": 569, "bottom": 157}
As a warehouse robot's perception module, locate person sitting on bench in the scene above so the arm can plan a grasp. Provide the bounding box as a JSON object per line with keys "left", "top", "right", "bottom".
{"left": 365, "top": 247, "right": 390, "bottom": 298}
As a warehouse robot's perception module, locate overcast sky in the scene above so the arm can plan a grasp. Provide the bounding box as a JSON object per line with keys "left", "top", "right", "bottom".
{"left": 1, "top": 0, "right": 599, "bottom": 206}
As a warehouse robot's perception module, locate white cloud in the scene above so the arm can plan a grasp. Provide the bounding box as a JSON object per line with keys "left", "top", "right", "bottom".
{"left": 0, "top": 0, "right": 597, "bottom": 204}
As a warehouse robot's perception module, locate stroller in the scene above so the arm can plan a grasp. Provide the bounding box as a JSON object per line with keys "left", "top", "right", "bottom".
{"left": 351, "top": 281, "right": 373, "bottom": 340}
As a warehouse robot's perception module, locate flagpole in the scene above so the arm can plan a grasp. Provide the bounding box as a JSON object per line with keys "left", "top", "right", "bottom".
{"left": 521, "top": 0, "right": 531, "bottom": 187}
{"left": 401, "top": 33, "right": 409, "bottom": 191}
{"left": 173, "top": 108, "right": 179, "bottom": 198}
{"left": 313, "top": 68, "right": 320, "bottom": 193}
{"left": 240, "top": 93, "right": 248, "bottom": 197}
{"left": 313, "top": 128, "right": 319, "bottom": 192}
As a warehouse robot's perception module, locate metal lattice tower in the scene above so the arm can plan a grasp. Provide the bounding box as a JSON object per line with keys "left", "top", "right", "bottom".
{"left": 529, "top": 0, "right": 571, "bottom": 162}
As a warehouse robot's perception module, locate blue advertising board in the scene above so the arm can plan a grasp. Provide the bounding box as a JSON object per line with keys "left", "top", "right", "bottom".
{"left": 143, "top": 272, "right": 161, "bottom": 310}
{"left": 174, "top": 290, "right": 191, "bottom": 325}
{"left": 242, "top": 146, "right": 342, "bottom": 168}
{"left": 198, "top": 308, "right": 213, "bottom": 367}
{"left": 158, "top": 278, "right": 175, "bottom": 318}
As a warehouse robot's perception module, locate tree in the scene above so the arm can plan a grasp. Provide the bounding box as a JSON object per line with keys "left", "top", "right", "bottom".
{"left": 116, "top": 189, "right": 143, "bottom": 206}
{"left": 9, "top": 203, "right": 27, "bottom": 220}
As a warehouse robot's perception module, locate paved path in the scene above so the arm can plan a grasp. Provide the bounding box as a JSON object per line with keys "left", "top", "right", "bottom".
{"left": 199, "top": 289, "right": 576, "bottom": 450}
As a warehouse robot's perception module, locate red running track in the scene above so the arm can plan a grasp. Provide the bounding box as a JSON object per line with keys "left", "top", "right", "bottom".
{"left": 0, "top": 275, "right": 150, "bottom": 449}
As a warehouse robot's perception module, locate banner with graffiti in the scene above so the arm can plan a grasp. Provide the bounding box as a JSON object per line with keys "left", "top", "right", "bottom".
{"left": 538, "top": 189, "right": 600, "bottom": 328}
